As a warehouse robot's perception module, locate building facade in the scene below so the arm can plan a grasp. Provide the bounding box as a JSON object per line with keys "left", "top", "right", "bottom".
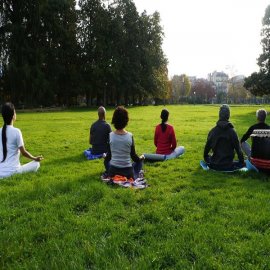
{"left": 208, "top": 71, "right": 229, "bottom": 93}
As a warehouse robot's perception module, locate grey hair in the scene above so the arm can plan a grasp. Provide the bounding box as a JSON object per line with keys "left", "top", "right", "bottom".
{"left": 98, "top": 106, "right": 106, "bottom": 119}
{"left": 256, "top": 108, "right": 267, "bottom": 122}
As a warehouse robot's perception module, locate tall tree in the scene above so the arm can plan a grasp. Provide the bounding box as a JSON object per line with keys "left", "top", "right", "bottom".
{"left": 171, "top": 74, "right": 191, "bottom": 103}
{"left": 78, "top": 0, "right": 111, "bottom": 106}
{"left": 245, "top": 5, "right": 270, "bottom": 96}
{"left": 0, "top": 1, "right": 45, "bottom": 105}
{"left": 228, "top": 77, "right": 249, "bottom": 103}
{"left": 138, "top": 11, "right": 167, "bottom": 103}
{"left": 191, "top": 79, "right": 216, "bottom": 103}
{"left": 41, "top": 0, "right": 78, "bottom": 105}
{"left": 0, "top": 0, "right": 79, "bottom": 106}
{"left": 153, "top": 65, "right": 170, "bottom": 104}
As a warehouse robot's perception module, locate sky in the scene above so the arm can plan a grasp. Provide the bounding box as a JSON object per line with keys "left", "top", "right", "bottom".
{"left": 133, "top": 0, "right": 269, "bottom": 79}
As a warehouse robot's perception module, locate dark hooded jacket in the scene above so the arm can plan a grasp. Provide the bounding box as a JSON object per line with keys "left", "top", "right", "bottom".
{"left": 204, "top": 120, "right": 244, "bottom": 169}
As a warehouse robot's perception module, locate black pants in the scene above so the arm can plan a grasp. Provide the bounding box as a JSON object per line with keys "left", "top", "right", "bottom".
{"left": 208, "top": 161, "right": 244, "bottom": 171}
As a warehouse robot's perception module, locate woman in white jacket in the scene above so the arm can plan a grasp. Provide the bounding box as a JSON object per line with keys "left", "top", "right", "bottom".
{"left": 0, "top": 102, "right": 43, "bottom": 179}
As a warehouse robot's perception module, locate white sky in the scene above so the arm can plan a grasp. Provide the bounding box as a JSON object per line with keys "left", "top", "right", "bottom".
{"left": 133, "top": 0, "right": 269, "bottom": 79}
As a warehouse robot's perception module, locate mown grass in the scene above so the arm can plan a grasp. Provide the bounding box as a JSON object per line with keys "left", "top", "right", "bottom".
{"left": 0, "top": 105, "right": 270, "bottom": 269}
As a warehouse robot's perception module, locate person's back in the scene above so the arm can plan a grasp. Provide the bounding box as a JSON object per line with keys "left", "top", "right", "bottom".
{"left": 89, "top": 106, "right": 111, "bottom": 155}
{"left": 104, "top": 106, "right": 143, "bottom": 179}
{"left": 0, "top": 126, "right": 23, "bottom": 176}
{"left": 251, "top": 129, "right": 270, "bottom": 159}
{"left": 155, "top": 124, "right": 176, "bottom": 155}
{"left": 109, "top": 131, "right": 134, "bottom": 168}
{"left": 0, "top": 102, "right": 43, "bottom": 179}
{"left": 90, "top": 120, "right": 111, "bottom": 154}
{"left": 143, "top": 108, "right": 185, "bottom": 160}
{"left": 241, "top": 108, "right": 270, "bottom": 158}
{"left": 204, "top": 104, "right": 244, "bottom": 170}
{"left": 205, "top": 121, "right": 239, "bottom": 169}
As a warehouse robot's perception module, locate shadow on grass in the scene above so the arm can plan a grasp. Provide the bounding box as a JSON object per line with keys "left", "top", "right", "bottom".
{"left": 191, "top": 162, "right": 270, "bottom": 192}
{"left": 144, "top": 160, "right": 165, "bottom": 166}
{"left": 0, "top": 172, "right": 106, "bottom": 204}
{"left": 44, "top": 153, "right": 92, "bottom": 165}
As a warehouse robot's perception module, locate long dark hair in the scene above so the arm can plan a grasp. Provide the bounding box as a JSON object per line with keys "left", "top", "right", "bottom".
{"left": 1, "top": 102, "right": 15, "bottom": 162}
{"left": 160, "top": 109, "right": 169, "bottom": 132}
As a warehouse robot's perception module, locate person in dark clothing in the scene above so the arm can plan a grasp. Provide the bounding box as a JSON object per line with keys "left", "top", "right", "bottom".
{"left": 89, "top": 106, "right": 112, "bottom": 155}
{"left": 204, "top": 104, "right": 245, "bottom": 171}
{"left": 240, "top": 108, "right": 269, "bottom": 158}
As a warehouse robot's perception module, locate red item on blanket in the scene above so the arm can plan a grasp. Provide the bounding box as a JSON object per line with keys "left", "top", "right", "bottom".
{"left": 112, "top": 175, "right": 134, "bottom": 183}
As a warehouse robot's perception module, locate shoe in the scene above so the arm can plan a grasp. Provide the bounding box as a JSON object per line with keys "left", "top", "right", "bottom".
{"left": 138, "top": 170, "right": 144, "bottom": 179}
{"left": 101, "top": 172, "right": 110, "bottom": 182}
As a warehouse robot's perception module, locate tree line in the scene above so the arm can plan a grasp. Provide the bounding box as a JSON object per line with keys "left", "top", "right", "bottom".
{"left": 0, "top": 0, "right": 168, "bottom": 107}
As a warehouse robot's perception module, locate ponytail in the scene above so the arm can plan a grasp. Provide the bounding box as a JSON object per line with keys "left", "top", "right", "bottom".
{"left": 1, "top": 102, "right": 15, "bottom": 162}
{"left": 160, "top": 109, "right": 169, "bottom": 133}
{"left": 161, "top": 121, "right": 167, "bottom": 133}
{"left": 1, "top": 124, "right": 7, "bottom": 162}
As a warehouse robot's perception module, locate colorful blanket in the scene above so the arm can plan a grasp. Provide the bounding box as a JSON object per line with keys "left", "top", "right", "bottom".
{"left": 101, "top": 174, "right": 148, "bottom": 189}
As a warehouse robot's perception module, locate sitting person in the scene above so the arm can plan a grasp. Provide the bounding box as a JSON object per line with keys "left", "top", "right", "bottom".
{"left": 0, "top": 102, "right": 43, "bottom": 179}
{"left": 104, "top": 106, "right": 144, "bottom": 179}
{"left": 85, "top": 106, "right": 112, "bottom": 159}
{"left": 144, "top": 109, "right": 184, "bottom": 161}
{"left": 247, "top": 129, "right": 270, "bottom": 170}
{"left": 204, "top": 104, "right": 245, "bottom": 171}
{"left": 241, "top": 108, "right": 269, "bottom": 158}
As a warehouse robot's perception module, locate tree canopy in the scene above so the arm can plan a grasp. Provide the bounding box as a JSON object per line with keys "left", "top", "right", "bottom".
{"left": 244, "top": 4, "right": 270, "bottom": 96}
{"left": 170, "top": 74, "right": 191, "bottom": 103}
{"left": 0, "top": 0, "right": 168, "bottom": 106}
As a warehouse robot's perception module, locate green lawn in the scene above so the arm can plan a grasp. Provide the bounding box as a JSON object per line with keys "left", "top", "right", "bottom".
{"left": 1, "top": 105, "right": 270, "bottom": 269}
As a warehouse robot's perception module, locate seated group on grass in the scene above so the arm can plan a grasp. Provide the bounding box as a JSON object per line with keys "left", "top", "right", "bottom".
{"left": 1, "top": 102, "right": 269, "bottom": 180}
{"left": 204, "top": 105, "right": 270, "bottom": 171}
{"left": 89, "top": 106, "right": 185, "bottom": 179}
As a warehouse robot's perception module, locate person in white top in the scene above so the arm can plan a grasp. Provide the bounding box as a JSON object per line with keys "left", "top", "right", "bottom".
{"left": 0, "top": 102, "right": 43, "bottom": 179}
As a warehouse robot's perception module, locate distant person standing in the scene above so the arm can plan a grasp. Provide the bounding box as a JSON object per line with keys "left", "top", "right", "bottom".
{"left": 89, "top": 106, "right": 112, "bottom": 155}
{"left": 240, "top": 108, "right": 270, "bottom": 158}
{"left": 0, "top": 102, "right": 43, "bottom": 179}
{"left": 204, "top": 104, "right": 244, "bottom": 171}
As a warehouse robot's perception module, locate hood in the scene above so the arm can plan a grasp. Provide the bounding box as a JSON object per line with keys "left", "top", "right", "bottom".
{"left": 216, "top": 120, "right": 234, "bottom": 130}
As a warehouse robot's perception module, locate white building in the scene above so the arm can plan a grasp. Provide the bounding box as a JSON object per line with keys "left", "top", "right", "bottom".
{"left": 208, "top": 71, "right": 229, "bottom": 93}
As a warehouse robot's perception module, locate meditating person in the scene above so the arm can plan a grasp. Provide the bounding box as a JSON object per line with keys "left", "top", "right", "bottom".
{"left": 203, "top": 104, "right": 245, "bottom": 171}
{"left": 144, "top": 109, "right": 185, "bottom": 161}
{"left": 0, "top": 102, "right": 43, "bottom": 179}
{"left": 104, "top": 106, "right": 144, "bottom": 179}
{"left": 240, "top": 108, "right": 269, "bottom": 158}
{"left": 89, "top": 106, "right": 111, "bottom": 155}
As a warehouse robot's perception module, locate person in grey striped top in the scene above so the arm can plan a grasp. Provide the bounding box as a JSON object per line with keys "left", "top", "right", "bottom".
{"left": 104, "top": 106, "right": 144, "bottom": 179}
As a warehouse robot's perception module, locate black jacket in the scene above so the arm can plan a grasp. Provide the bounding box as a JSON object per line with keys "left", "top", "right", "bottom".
{"left": 204, "top": 120, "right": 244, "bottom": 169}
{"left": 240, "top": 122, "right": 270, "bottom": 143}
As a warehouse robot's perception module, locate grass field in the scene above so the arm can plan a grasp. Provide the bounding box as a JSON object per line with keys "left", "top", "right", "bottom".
{"left": 1, "top": 105, "right": 270, "bottom": 269}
